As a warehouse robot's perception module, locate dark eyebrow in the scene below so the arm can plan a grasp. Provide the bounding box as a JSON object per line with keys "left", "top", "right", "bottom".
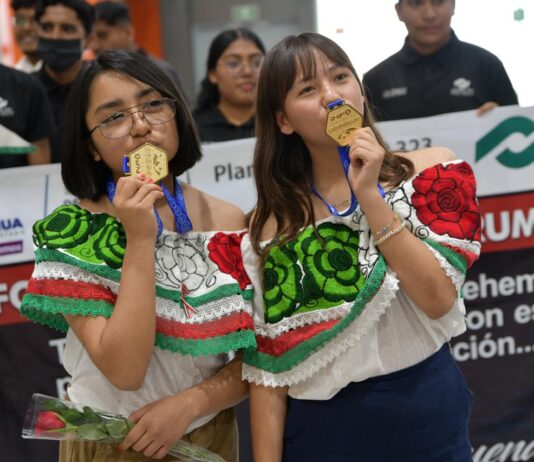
{"left": 296, "top": 63, "right": 347, "bottom": 83}
{"left": 93, "top": 87, "right": 157, "bottom": 115}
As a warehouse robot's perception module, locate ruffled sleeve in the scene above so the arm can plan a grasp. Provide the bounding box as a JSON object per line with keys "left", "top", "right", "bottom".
{"left": 21, "top": 204, "right": 257, "bottom": 356}
{"left": 384, "top": 159, "right": 481, "bottom": 291}
{"left": 242, "top": 160, "right": 481, "bottom": 388}
{"left": 21, "top": 204, "right": 122, "bottom": 332}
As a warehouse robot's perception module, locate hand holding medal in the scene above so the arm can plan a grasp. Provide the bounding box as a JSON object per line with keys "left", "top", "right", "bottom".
{"left": 106, "top": 143, "right": 193, "bottom": 238}
{"left": 311, "top": 99, "right": 384, "bottom": 217}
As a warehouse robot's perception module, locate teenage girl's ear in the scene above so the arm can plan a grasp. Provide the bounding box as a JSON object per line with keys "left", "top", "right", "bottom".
{"left": 275, "top": 111, "right": 294, "bottom": 135}
{"left": 208, "top": 70, "right": 218, "bottom": 85}
{"left": 88, "top": 139, "right": 102, "bottom": 162}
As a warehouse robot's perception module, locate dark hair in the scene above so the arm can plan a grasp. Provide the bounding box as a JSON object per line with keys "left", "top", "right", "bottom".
{"left": 11, "top": 0, "right": 38, "bottom": 10}
{"left": 194, "top": 27, "right": 265, "bottom": 113}
{"left": 94, "top": 1, "right": 130, "bottom": 26}
{"left": 62, "top": 49, "right": 202, "bottom": 200}
{"left": 249, "top": 32, "right": 414, "bottom": 257}
{"left": 35, "top": 0, "right": 94, "bottom": 35}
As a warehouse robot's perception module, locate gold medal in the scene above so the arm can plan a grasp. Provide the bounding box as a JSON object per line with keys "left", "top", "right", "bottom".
{"left": 122, "top": 143, "right": 168, "bottom": 183}
{"left": 325, "top": 102, "right": 363, "bottom": 146}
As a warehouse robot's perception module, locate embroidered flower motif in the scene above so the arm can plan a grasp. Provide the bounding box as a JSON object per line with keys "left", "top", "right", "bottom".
{"left": 263, "top": 246, "right": 303, "bottom": 323}
{"left": 207, "top": 232, "right": 251, "bottom": 290}
{"left": 156, "top": 235, "right": 209, "bottom": 291}
{"left": 33, "top": 205, "right": 91, "bottom": 249}
{"left": 91, "top": 215, "right": 126, "bottom": 269}
{"left": 294, "top": 222, "right": 365, "bottom": 309}
{"left": 412, "top": 162, "right": 481, "bottom": 241}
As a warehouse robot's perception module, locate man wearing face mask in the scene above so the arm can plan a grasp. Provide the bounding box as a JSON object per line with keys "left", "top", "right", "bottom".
{"left": 34, "top": 0, "right": 94, "bottom": 163}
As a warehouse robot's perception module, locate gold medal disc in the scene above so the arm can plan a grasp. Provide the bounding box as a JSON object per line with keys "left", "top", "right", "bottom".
{"left": 325, "top": 103, "right": 363, "bottom": 146}
{"left": 123, "top": 143, "right": 169, "bottom": 183}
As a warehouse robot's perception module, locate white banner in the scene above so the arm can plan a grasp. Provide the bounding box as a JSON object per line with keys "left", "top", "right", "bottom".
{"left": 1, "top": 105, "right": 533, "bottom": 266}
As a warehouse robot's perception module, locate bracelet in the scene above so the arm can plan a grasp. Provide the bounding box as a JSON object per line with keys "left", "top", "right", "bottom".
{"left": 374, "top": 219, "right": 406, "bottom": 246}
{"left": 374, "top": 213, "right": 398, "bottom": 240}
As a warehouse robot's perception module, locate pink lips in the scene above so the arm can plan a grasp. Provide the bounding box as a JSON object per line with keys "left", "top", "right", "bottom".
{"left": 240, "top": 83, "right": 255, "bottom": 92}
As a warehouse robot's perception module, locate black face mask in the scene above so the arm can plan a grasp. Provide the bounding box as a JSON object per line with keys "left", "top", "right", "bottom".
{"left": 37, "top": 37, "right": 82, "bottom": 72}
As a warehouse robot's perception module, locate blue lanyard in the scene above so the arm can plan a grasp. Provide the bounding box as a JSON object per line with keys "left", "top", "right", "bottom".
{"left": 106, "top": 177, "right": 192, "bottom": 237}
{"left": 309, "top": 99, "right": 385, "bottom": 217}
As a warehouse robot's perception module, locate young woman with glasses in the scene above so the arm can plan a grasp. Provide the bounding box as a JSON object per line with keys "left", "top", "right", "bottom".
{"left": 193, "top": 27, "right": 266, "bottom": 142}
{"left": 20, "top": 50, "right": 256, "bottom": 462}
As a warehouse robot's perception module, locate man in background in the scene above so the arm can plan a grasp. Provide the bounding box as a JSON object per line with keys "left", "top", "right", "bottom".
{"left": 0, "top": 63, "right": 55, "bottom": 168}
{"left": 11, "top": 0, "right": 42, "bottom": 73}
{"left": 34, "top": 0, "right": 94, "bottom": 163}
{"left": 363, "top": 0, "right": 518, "bottom": 122}
{"left": 90, "top": 1, "right": 187, "bottom": 98}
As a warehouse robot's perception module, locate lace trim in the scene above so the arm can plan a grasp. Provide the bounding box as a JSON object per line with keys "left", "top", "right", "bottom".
{"left": 33, "top": 260, "right": 253, "bottom": 324}
{"left": 21, "top": 293, "right": 113, "bottom": 332}
{"left": 21, "top": 293, "right": 257, "bottom": 354}
{"left": 157, "top": 294, "right": 253, "bottom": 323}
{"left": 425, "top": 245, "right": 464, "bottom": 292}
{"left": 156, "top": 330, "right": 256, "bottom": 356}
{"left": 36, "top": 247, "right": 254, "bottom": 299}
{"left": 242, "top": 270, "right": 399, "bottom": 387}
{"left": 36, "top": 248, "right": 121, "bottom": 281}
{"left": 34, "top": 260, "right": 117, "bottom": 289}
{"left": 254, "top": 304, "right": 351, "bottom": 339}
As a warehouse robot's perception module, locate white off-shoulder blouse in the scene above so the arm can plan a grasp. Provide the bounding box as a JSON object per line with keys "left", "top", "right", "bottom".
{"left": 21, "top": 206, "right": 255, "bottom": 433}
{"left": 241, "top": 160, "right": 481, "bottom": 400}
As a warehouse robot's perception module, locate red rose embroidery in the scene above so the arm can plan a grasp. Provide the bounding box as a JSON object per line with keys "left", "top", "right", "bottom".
{"left": 412, "top": 162, "right": 481, "bottom": 241}
{"left": 208, "top": 232, "right": 251, "bottom": 289}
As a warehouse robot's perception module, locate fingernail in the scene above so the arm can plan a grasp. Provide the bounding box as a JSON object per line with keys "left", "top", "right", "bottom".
{"left": 139, "top": 172, "right": 146, "bottom": 179}
{"left": 147, "top": 178, "right": 154, "bottom": 183}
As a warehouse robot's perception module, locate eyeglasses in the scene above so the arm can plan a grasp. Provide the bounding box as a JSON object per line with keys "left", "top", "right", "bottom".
{"left": 13, "top": 15, "right": 37, "bottom": 27}
{"left": 221, "top": 55, "right": 264, "bottom": 73}
{"left": 89, "top": 98, "right": 176, "bottom": 139}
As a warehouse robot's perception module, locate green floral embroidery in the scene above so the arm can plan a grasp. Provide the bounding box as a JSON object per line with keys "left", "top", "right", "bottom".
{"left": 263, "top": 222, "right": 365, "bottom": 323}
{"left": 33, "top": 205, "right": 91, "bottom": 249}
{"left": 295, "top": 222, "right": 364, "bottom": 310}
{"left": 263, "top": 246, "right": 303, "bottom": 323}
{"left": 34, "top": 205, "right": 126, "bottom": 268}
{"left": 92, "top": 215, "right": 126, "bottom": 268}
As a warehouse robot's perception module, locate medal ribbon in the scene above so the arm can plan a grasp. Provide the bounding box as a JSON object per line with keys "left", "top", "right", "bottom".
{"left": 106, "top": 177, "right": 192, "bottom": 238}
{"left": 309, "top": 98, "right": 384, "bottom": 216}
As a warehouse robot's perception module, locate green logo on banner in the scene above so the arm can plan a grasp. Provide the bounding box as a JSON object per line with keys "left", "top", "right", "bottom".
{"left": 476, "top": 116, "right": 534, "bottom": 168}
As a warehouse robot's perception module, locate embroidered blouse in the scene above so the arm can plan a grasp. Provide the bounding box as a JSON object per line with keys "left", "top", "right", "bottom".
{"left": 21, "top": 204, "right": 255, "bottom": 432}
{"left": 242, "top": 160, "right": 481, "bottom": 399}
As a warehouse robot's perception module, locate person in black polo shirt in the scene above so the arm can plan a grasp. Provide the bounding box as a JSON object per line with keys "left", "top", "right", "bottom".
{"left": 0, "top": 63, "right": 55, "bottom": 168}
{"left": 34, "top": 0, "right": 94, "bottom": 163}
{"left": 193, "top": 28, "right": 265, "bottom": 142}
{"left": 363, "top": 0, "right": 518, "bottom": 122}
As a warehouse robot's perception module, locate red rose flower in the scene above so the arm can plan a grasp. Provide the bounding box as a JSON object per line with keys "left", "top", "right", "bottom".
{"left": 35, "top": 411, "right": 65, "bottom": 436}
{"left": 208, "top": 232, "right": 251, "bottom": 289}
{"left": 412, "top": 162, "right": 481, "bottom": 241}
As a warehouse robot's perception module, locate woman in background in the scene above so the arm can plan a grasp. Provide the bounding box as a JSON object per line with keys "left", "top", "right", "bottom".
{"left": 194, "top": 27, "right": 265, "bottom": 142}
